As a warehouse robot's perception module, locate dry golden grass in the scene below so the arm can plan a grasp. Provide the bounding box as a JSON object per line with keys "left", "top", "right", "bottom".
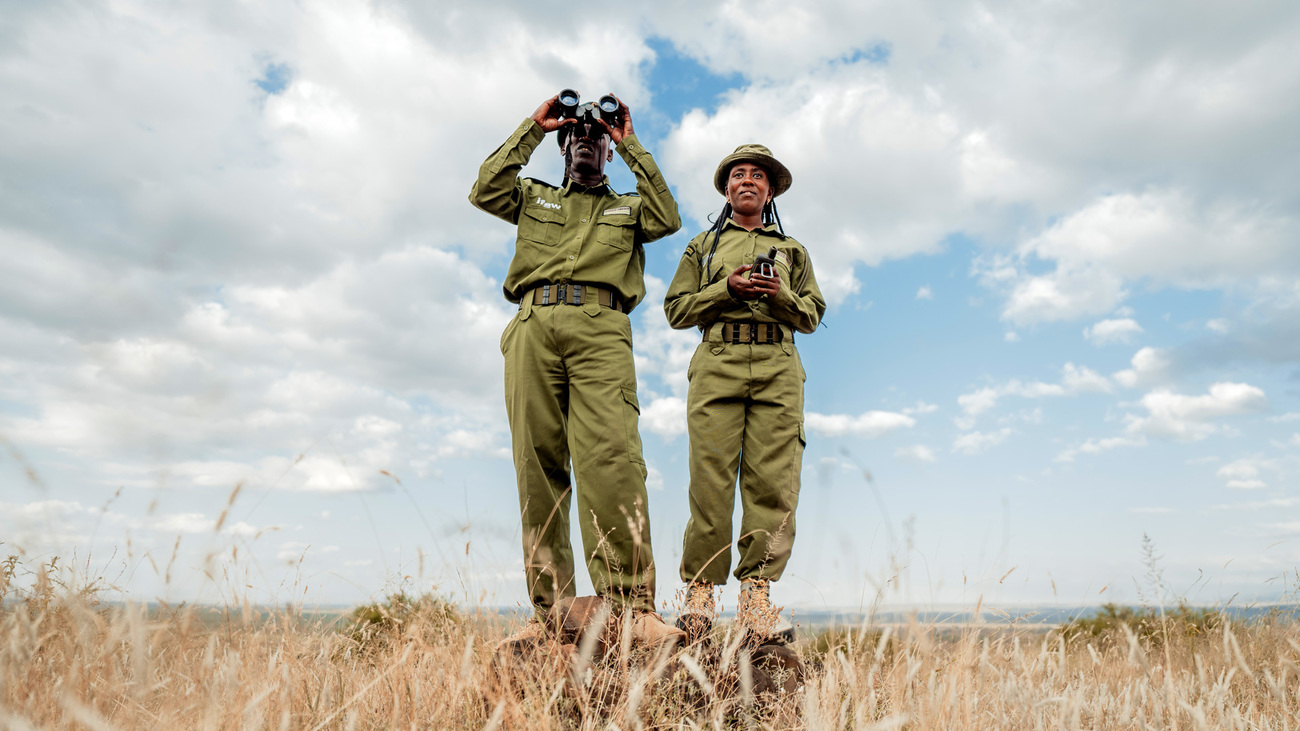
{"left": 4, "top": 556, "right": 1300, "bottom": 730}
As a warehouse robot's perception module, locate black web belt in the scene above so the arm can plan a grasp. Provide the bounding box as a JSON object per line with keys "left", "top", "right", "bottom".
{"left": 710, "top": 322, "right": 786, "bottom": 344}
{"left": 529, "top": 283, "right": 624, "bottom": 312}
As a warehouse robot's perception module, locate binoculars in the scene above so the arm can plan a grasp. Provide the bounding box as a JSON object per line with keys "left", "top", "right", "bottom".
{"left": 556, "top": 89, "right": 622, "bottom": 133}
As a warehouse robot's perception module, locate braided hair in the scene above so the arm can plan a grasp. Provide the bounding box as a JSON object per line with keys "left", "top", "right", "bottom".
{"left": 700, "top": 198, "right": 786, "bottom": 284}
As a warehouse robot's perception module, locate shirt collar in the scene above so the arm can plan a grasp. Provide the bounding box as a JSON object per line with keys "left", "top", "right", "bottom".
{"left": 561, "top": 176, "right": 613, "bottom": 194}
{"left": 722, "top": 218, "right": 786, "bottom": 239}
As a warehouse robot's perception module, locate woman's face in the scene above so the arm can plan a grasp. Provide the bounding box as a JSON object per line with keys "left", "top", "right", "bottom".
{"left": 725, "top": 162, "right": 774, "bottom": 218}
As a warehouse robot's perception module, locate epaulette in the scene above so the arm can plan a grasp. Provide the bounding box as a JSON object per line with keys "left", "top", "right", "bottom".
{"left": 521, "top": 176, "right": 559, "bottom": 190}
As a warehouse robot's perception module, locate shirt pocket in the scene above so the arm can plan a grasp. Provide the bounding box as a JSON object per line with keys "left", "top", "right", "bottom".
{"left": 519, "top": 205, "right": 566, "bottom": 246}
{"left": 702, "top": 248, "right": 737, "bottom": 287}
{"left": 595, "top": 214, "right": 636, "bottom": 251}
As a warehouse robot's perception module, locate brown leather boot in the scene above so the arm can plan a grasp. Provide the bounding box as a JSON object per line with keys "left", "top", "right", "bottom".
{"left": 630, "top": 610, "right": 686, "bottom": 650}
{"left": 494, "top": 619, "right": 547, "bottom": 656}
{"left": 737, "top": 578, "right": 795, "bottom": 644}
{"left": 675, "top": 581, "right": 716, "bottom": 644}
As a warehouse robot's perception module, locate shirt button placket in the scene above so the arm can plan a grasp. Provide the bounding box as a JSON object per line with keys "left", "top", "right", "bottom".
{"left": 573, "top": 201, "right": 593, "bottom": 276}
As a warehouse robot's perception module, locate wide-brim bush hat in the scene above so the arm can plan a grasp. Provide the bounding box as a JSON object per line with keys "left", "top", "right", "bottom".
{"left": 713, "top": 143, "right": 793, "bottom": 198}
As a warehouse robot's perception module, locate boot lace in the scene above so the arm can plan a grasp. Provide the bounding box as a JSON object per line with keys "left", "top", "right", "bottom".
{"left": 685, "top": 581, "right": 714, "bottom": 615}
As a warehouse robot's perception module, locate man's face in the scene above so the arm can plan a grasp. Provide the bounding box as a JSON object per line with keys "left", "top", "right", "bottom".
{"left": 562, "top": 122, "right": 612, "bottom": 179}
{"left": 725, "top": 162, "right": 774, "bottom": 217}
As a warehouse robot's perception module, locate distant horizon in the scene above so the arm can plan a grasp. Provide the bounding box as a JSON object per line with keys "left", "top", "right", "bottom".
{"left": 38, "top": 597, "right": 1300, "bottom": 619}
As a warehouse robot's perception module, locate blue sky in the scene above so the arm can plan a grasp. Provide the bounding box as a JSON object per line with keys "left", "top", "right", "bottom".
{"left": 4, "top": 0, "right": 1300, "bottom": 615}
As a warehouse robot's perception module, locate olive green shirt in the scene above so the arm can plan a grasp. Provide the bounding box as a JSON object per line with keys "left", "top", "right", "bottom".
{"left": 664, "top": 220, "right": 825, "bottom": 334}
{"left": 469, "top": 119, "right": 681, "bottom": 313}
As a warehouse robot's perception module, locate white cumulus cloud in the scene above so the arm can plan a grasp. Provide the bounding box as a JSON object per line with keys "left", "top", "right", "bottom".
{"left": 895, "top": 445, "right": 937, "bottom": 463}
{"left": 806, "top": 411, "right": 916, "bottom": 438}
{"left": 1113, "top": 347, "right": 1173, "bottom": 388}
{"left": 956, "top": 363, "right": 1111, "bottom": 427}
{"left": 991, "top": 191, "right": 1300, "bottom": 325}
{"left": 1216, "top": 458, "right": 1274, "bottom": 490}
{"left": 952, "top": 428, "right": 1012, "bottom": 455}
{"left": 1084, "top": 317, "right": 1144, "bottom": 345}
{"left": 150, "top": 513, "right": 214, "bottom": 534}
{"left": 1055, "top": 435, "right": 1146, "bottom": 463}
{"left": 902, "top": 401, "right": 939, "bottom": 416}
{"left": 1125, "top": 383, "right": 1268, "bottom": 441}
{"left": 641, "top": 397, "right": 688, "bottom": 440}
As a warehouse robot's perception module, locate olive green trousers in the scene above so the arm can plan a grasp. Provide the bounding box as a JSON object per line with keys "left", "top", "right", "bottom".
{"left": 680, "top": 335, "right": 806, "bottom": 585}
{"left": 501, "top": 298, "right": 656, "bottom": 615}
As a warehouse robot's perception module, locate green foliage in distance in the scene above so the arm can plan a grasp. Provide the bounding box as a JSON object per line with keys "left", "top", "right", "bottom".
{"left": 1057, "top": 602, "right": 1227, "bottom": 648}
{"left": 342, "top": 592, "right": 461, "bottom": 654}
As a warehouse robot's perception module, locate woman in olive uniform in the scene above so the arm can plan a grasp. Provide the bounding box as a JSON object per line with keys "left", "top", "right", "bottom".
{"left": 663, "top": 144, "right": 825, "bottom": 640}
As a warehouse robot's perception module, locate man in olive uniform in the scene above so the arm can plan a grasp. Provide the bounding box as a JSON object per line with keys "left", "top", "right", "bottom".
{"left": 663, "top": 144, "right": 825, "bottom": 640}
{"left": 470, "top": 93, "right": 684, "bottom": 647}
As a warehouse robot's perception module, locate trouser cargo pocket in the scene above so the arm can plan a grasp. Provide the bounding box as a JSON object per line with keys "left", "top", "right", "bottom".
{"left": 621, "top": 386, "right": 645, "bottom": 465}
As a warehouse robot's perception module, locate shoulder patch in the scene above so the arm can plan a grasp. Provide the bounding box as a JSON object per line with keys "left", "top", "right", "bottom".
{"left": 684, "top": 245, "right": 695, "bottom": 257}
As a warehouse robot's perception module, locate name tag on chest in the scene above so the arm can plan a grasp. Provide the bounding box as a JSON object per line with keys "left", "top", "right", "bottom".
{"left": 602, "top": 206, "right": 631, "bottom": 216}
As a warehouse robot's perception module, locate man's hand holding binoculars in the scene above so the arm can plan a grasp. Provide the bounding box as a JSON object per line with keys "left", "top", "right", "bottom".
{"left": 530, "top": 94, "right": 569, "bottom": 133}
{"left": 531, "top": 91, "right": 634, "bottom": 145}
{"left": 599, "top": 96, "right": 634, "bottom": 144}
